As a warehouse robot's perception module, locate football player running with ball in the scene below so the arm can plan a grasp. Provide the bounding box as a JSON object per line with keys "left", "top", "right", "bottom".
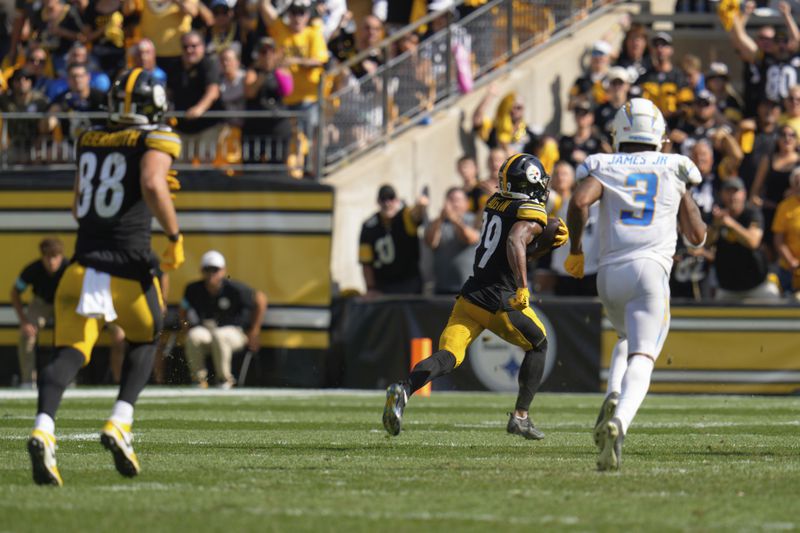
{"left": 564, "top": 98, "right": 707, "bottom": 471}
{"left": 383, "top": 154, "right": 568, "bottom": 440}
{"left": 27, "top": 68, "right": 184, "bottom": 486}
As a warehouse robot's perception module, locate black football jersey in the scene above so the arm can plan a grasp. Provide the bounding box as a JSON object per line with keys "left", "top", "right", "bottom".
{"left": 359, "top": 206, "right": 421, "bottom": 286}
{"left": 461, "top": 193, "right": 547, "bottom": 311}
{"left": 636, "top": 68, "right": 693, "bottom": 117}
{"left": 74, "top": 125, "right": 181, "bottom": 277}
{"left": 758, "top": 52, "right": 800, "bottom": 102}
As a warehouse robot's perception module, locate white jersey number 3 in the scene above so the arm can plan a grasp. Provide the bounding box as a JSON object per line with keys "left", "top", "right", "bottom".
{"left": 76, "top": 151, "right": 127, "bottom": 219}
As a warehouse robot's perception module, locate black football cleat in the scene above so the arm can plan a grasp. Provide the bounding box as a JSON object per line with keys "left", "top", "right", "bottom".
{"left": 597, "top": 417, "right": 625, "bottom": 471}
{"left": 506, "top": 412, "right": 545, "bottom": 440}
{"left": 593, "top": 392, "right": 620, "bottom": 450}
{"left": 382, "top": 382, "right": 408, "bottom": 436}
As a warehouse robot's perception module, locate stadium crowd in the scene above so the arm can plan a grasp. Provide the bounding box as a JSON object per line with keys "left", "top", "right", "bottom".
{"left": 359, "top": 1, "right": 800, "bottom": 303}
{"left": 1, "top": 0, "right": 800, "bottom": 302}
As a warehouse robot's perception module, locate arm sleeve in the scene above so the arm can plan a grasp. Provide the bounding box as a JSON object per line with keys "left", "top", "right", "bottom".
{"left": 144, "top": 129, "right": 182, "bottom": 159}
{"left": 517, "top": 202, "right": 548, "bottom": 226}
{"left": 750, "top": 206, "right": 765, "bottom": 230}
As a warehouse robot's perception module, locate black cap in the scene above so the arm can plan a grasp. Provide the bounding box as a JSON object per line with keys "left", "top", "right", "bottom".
{"left": 377, "top": 184, "right": 397, "bottom": 202}
{"left": 11, "top": 68, "right": 35, "bottom": 82}
{"left": 721, "top": 176, "right": 745, "bottom": 191}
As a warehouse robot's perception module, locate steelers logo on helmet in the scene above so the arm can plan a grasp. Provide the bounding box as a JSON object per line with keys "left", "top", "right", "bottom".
{"left": 499, "top": 153, "right": 551, "bottom": 204}
{"left": 109, "top": 68, "right": 167, "bottom": 126}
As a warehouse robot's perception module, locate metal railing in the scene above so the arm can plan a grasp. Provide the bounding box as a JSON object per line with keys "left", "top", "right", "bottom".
{"left": 316, "top": 0, "right": 610, "bottom": 175}
{"left": 0, "top": 109, "right": 309, "bottom": 174}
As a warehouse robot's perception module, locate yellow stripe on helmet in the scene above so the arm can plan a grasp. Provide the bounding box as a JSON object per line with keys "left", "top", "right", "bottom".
{"left": 500, "top": 153, "right": 524, "bottom": 194}
{"left": 123, "top": 68, "right": 143, "bottom": 114}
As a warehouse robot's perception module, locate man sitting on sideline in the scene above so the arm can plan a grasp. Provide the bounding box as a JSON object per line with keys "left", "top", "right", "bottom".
{"left": 180, "top": 251, "right": 267, "bottom": 388}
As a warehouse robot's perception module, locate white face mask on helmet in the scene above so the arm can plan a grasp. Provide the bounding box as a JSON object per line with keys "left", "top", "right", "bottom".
{"left": 611, "top": 97, "right": 666, "bottom": 152}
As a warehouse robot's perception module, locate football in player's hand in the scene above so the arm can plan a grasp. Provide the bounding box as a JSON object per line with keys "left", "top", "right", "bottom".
{"left": 527, "top": 217, "right": 561, "bottom": 262}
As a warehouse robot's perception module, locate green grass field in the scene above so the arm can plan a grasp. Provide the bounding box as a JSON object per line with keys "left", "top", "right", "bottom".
{"left": 1, "top": 389, "right": 799, "bottom": 532}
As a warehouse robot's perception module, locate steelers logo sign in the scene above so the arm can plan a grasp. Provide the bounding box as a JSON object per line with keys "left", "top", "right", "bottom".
{"left": 526, "top": 164, "right": 541, "bottom": 183}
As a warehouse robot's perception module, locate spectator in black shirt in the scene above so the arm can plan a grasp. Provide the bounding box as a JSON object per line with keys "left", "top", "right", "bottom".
{"left": 738, "top": 98, "right": 781, "bottom": 190}
{"left": 10, "top": 238, "right": 66, "bottom": 387}
{"left": 169, "top": 31, "right": 223, "bottom": 161}
{"left": 558, "top": 99, "right": 607, "bottom": 168}
{"left": 46, "top": 62, "right": 107, "bottom": 140}
{"left": 710, "top": 177, "right": 780, "bottom": 301}
{"left": 614, "top": 23, "right": 652, "bottom": 83}
{"left": 180, "top": 250, "right": 267, "bottom": 388}
{"left": 594, "top": 66, "right": 631, "bottom": 145}
{"left": 0, "top": 69, "right": 50, "bottom": 154}
{"left": 359, "top": 184, "right": 428, "bottom": 295}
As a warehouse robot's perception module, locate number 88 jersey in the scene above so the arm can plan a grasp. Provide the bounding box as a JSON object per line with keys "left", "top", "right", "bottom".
{"left": 74, "top": 125, "right": 181, "bottom": 256}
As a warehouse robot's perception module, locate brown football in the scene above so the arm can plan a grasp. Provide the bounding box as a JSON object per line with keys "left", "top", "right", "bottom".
{"left": 526, "top": 217, "right": 562, "bottom": 262}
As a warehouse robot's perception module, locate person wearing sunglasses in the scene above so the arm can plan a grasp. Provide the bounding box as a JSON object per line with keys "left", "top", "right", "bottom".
{"left": 180, "top": 250, "right": 267, "bottom": 389}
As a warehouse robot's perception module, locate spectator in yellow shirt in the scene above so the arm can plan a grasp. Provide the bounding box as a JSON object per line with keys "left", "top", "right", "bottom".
{"left": 258, "top": 0, "right": 329, "bottom": 136}
{"left": 135, "top": 0, "right": 200, "bottom": 84}
{"left": 772, "top": 167, "right": 800, "bottom": 298}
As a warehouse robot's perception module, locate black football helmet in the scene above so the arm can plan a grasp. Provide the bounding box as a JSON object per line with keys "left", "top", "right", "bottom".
{"left": 498, "top": 153, "right": 550, "bottom": 203}
{"left": 108, "top": 68, "right": 167, "bottom": 126}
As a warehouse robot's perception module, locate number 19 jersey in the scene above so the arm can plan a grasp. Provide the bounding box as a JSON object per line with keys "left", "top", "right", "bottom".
{"left": 576, "top": 152, "right": 701, "bottom": 274}
{"left": 75, "top": 125, "right": 181, "bottom": 256}
{"left": 460, "top": 193, "right": 547, "bottom": 312}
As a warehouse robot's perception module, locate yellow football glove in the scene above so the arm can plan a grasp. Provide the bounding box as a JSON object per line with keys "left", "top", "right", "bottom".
{"left": 166, "top": 169, "right": 180, "bottom": 200}
{"left": 553, "top": 218, "right": 569, "bottom": 249}
{"left": 564, "top": 252, "right": 584, "bottom": 279}
{"left": 508, "top": 287, "right": 530, "bottom": 311}
{"left": 161, "top": 233, "right": 185, "bottom": 271}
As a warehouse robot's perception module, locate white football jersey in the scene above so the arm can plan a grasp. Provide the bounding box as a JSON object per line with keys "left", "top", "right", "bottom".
{"left": 576, "top": 151, "right": 701, "bottom": 273}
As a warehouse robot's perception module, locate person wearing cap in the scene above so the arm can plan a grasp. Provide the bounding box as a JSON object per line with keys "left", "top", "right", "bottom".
{"left": 359, "top": 184, "right": 428, "bottom": 294}
{"left": 594, "top": 66, "right": 630, "bottom": 145}
{"left": 636, "top": 31, "right": 693, "bottom": 118}
{"left": 704, "top": 61, "right": 743, "bottom": 124}
{"left": 728, "top": 0, "right": 800, "bottom": 104}
{"left": 206, "top": 0, "right": 249, "bottom": 59}
{"left": 709, "top": 177, "right": 780, "bottom": 301}
{"left": 568, "top": 40, "right": 612, "bottom": 111}
{"left": 772, "top": 167, "right": 800, "bottom": 299}
{"left": 669, "top": 89, "right": 740, "bottom": 164}
{"left": 558, "top": 98, "right": 607, "bottom": 168}
{"left": 0, "top": 68, "right": 50, "bottom": 150}
{"left": 737, "top": 97, "right": 782, "bottom": 189}
{"left": 243, "top": 36, "right": 294, "bottom": 164}
{"left": 180, "top": 251, "right": 268, "bottom": 388}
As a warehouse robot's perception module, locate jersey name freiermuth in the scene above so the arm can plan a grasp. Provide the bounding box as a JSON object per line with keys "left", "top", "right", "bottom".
{"left": 74, "top": 125, "right": 181, "bottom": 256}
{"left": 577, "top": 152, "right": 701, "bottom": 273}
{"left": 460, "top": 193, "right": 547, "bottom": 311}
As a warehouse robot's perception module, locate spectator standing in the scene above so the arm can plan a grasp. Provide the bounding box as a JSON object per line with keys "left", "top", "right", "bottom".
{"left": 169, "top": 31, "right": 223, "bottom": 160}
{"left": 206, "top": 0, "right": 252, "bottom": 61}
{"left": 219, "top": 46, "right": 246, "bottom": 118}
{"left": 359, "top": 184, "right": 428, "bottom": 294}
{"left": 128, "top": 38, "right": 168, "bottom": 86}
{"left": 29, "top": 0, "right": 85, "bottom": 74}
{"left": 81, "top": 0, "right": 126, "bottom": 74}
{"left": 614, "top": 23, "right": 651, "bottom": 83}
{"left": 705, "top": 62, "right": 744, "bottom": 125}
{"left": 549, "top": 161, "right": 599, "bottom": 296}
{"left": 0, "top": 68, "right": 50, "bottom": 152}
{"left": 138, "top": 0, "right": 199, "bottom": 83}
{"left": 750, "top": 125, "right": 800, "bottom": 247}
{"left": 10, "top": 238, "right": 66, "bottom": 387}
{"left": 180, "top": 251, "right": 267, "bottom": 389}
{"left": 259, "top": 0, "right": 329, "bottom": 136}
{"left": 772, "top": 167, "right": 800, "bottom": 298}
{"left": 424, "top": 187, "right": 479, "bottom": 294}
{"left": 637, "top": 31, "right": 693, "bottom": 119}
{"left": 728, "top": 1, "right": 800, "bottom": 104}
{"left": 569, "top": 40, "right": 612, "bottom": 110}
{"left": 243, "top": 36, "right": 294, "bottom": 162}
{"left": 558, "top": 99, "right": 607, "bottom": 168}
{"left": 23, "top": 44, "right": 55, "bottom": 96}
{"left": 711, "top": 177, "right": 780, "bottom": 301}
{"left": 595, "top": 66, "right": 631, "bottom": 145}
{"left": 668, "top": 89, "right": 735, "bottom": 158}
{"left": 329, "top": 13, "right": 384, "bottom": 79}
{"left": 780, "top": 84, "right": 800, "bottom": 138}
{"left": 738, "top": 98, "right": 781, "bottom": 189}
{"left": 473, "top": 83, "right": 552, "bottom": 157}
{"left": 46, "top": 62, "right": 107, "bottom": 140}
{"left": 456, "top": 154, "right": 483, "bottom": 215}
